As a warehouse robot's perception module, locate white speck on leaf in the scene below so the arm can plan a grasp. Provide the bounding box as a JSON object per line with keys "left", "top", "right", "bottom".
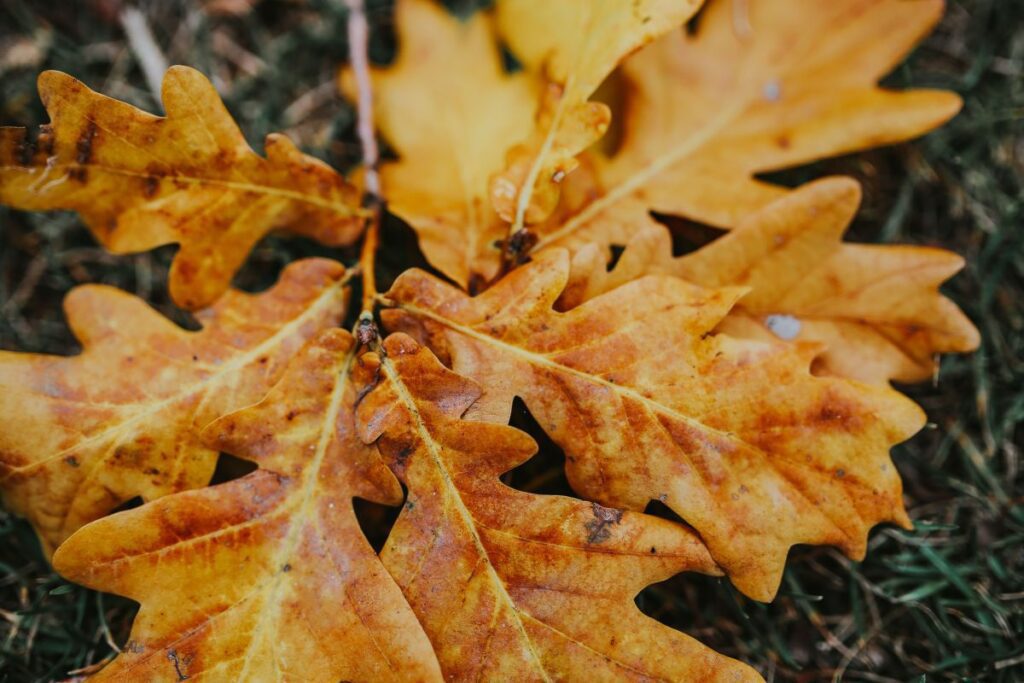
{"left": 765, "top": 314, "right": 801, "bottom": 340}
{"left": 762, "top": 80, "right": 781, "bottom": 102}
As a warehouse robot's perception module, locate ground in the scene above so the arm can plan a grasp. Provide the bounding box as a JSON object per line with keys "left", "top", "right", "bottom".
{"left": 0, "top": 0, "right": 1021, "bottom": 681}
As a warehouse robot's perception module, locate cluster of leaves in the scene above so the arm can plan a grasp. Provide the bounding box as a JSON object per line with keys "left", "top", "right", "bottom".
{"left": 0, "top": 0, "right": 990, "bottom": 679}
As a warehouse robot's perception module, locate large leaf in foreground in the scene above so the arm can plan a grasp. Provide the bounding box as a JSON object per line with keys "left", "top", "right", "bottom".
{"left": 0, "top": 67, "right": 364, "bottom": 308}
{"left": 564, "top": 177, "right": 980, "bottom": 384}
{"left": 532, "top": 0, "right": 961, "bottom": 256}
{"left": 383, "top": 251, "right": 925, "bottom": 600}
{"left": 357, "top": 334, "right": 759, "bottom": 681}
{"left": 54, "top": 331, "right": 441, "bottom": 681}
{"left": 0, "top": 259, "right": 347, "bottom": 554}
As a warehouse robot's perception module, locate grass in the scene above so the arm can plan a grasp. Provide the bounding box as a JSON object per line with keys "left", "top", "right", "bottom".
{"left": 1, "top": 0, "right": 1021, "bottom": 681}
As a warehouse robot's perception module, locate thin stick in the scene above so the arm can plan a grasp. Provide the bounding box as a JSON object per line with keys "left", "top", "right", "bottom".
{"left": 119, "top": 8, "right": 169, "bottom": 107}
{"left": 345, "top": 0, "right": 383, "bottom": 328}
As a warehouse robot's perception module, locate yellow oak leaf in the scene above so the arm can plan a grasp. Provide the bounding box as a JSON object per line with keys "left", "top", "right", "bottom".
{"left": 490, "top": 0, "right": 703, "bottom": 233}
{"left": 342, "top": 0, "right": 539, "bottom": 289}
{"left": 54, "top": 330, "right": 443, "bottom": 682}
{"left": 531, "top": 0, "right": 962, "bottom": 257}
{"left": 564, "top": 177, "right": 980, "bottom": 384}
{"left": 355, "top": 333, "right": 761, "bottom": 681}
{"left": 0, "top": 259, "right": 348, "bottom": 555}
{"left": 382, "top": 250, "right": 925, "bottom": 600}
{"left": 0, "top": 66, "right": 365, "bottom": 309}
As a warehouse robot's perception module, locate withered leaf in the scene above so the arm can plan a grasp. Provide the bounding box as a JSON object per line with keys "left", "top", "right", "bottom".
{"left": 54, "top": 330, "right": 442, "bottom": 681}
{"left": 0, "top": 259, "right": 347, "bottom": 555}
{"left": 491, "top": 0, "right": 702, "bottom": 232}
{"left": 383, "top": 250, "right": 925, "bottom": 600}
{"left": 531, "top": 0, "right": 962, "bottom": 256}
{"left": 564, "top": 177, "right": 981, "bottom": 384}
{"left": 344, "top": 0, "right": 539, "bottom": 288}
{"left": 0, "top": 66, "right": 365, "bottom": 309}
{"left": 356, "top": 334, "right": 760, "bottom": 681}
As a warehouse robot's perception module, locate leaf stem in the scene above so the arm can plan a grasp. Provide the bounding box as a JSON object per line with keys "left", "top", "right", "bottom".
{"left": 345, "top": 0, "right": 383, "bottom": 323}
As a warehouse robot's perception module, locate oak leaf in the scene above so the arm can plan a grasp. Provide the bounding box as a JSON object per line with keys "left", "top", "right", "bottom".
{"left": 53, "top": 330, "right": 442, "bottom": 682}
{"left": 54, "top": 332, "right": 760, "bottom": 681}
{"left": 490, "top": 0, "right": 702, "bottom": 232}
{"left": 382, "top": 250, "right": 925, "bottom": 600}
{"left": 530, "top": 0, "right": 962, "bottom": 257}
{"left": 356, "top": 334, "right": 760, "bottom": 681}
{"left": 344, "top": 0, "right": 540, "bottom": 289}
{"left": 0, "top": 66, "right": 365, "bottom": 309}
{"left": 564, "top": 177, "right": 981, "bottom": 384}
{"left": 0, "top": 259, "right": 348, "bottom": 555}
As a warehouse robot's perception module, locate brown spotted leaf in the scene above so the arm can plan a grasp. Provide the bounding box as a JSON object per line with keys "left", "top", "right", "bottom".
{"left": 530, "top": 0, "right": 961, "bottom": 256}
{"left": 489, "top": 0, "right": 703, "bottom": 233}
{"left": 382, "top": 250, "right": 925, "bottom": 600}
{"left": 564, "top": 177, "right": 980, "bottom": 384}
{"left": 53, "top": 330, "right": 443, "bottom": 682}
{"left": 0, "top": 66, "right": 365, "bottom": 309}
{"left": 0, "top": 259, "right": 347, "bottom": 555}
{"left": 355, "top": 333, "right": 760, "bottom": 681}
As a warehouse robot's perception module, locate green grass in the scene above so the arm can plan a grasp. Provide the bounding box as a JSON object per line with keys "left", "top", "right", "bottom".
{"left": 1, "top": 0, "right": 1022, "bottom": 680}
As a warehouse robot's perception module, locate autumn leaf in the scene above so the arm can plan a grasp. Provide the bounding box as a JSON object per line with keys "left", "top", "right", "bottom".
{"left": 382, "top": 250, "right": 925, "bottom": 600}
{"left": 343, "top": 0, "right": 540, "bottom": 289}
{"left": 0, "top": 66, "right": 365, "bottom": 309}
{"left": 490, "top": 0, "right": 702, "bottom": 235}
{"left": 53, "top": 330, "right": 443, "bottom": 682}
{"left": 355, "top": 334, "right": 760, "bottom": 681}
{"left": 564, "top": 177, "right": 981, "bottom": 384}
{"left": 0, "top": 259, "right": 348, "bottom": 555}
{"left": 530, "top": 0, "right": 962, "bottom": 257}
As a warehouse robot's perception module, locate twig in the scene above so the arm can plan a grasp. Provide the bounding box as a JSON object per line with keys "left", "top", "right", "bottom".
{"left": 119, "top": 7, "right": 168, "bottom": 106}
{"left": 345, "top": 0, "right": 383, "bottom": 335}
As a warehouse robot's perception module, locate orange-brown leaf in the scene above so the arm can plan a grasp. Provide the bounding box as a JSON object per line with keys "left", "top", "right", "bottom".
{"left": 0, "top": 259, "right": 348, "bottom": 555}
{"left": 531, "top": 0, "right": 961, "bottom": 256}
{"left": 355, "top": 334, "right": 760, "bottom": 681}
{"left": 53, "top": 330, "right": 442, "bottom": 681}
{"left": 343, "top": 0, "right": 540, "bottom": 288}
{"left": 0, "top": 67, "right": 365, "bottom": 309}
{"left": 383, "top": 250, "right": 925, "bottom": 600}
{"left": 491, "top": 0, "right": 703, "bottom": 232}
{"left": 564, "top": 177, "right": 980, "bottom": 384}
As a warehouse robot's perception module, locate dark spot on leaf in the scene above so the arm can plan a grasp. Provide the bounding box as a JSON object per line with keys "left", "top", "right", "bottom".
{"left": 585, "top": 501, "right": 624, "bottom": 544}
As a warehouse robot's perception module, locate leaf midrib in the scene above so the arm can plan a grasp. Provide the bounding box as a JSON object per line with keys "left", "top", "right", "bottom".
{"left": 1, "top": 161, "right": 362, "bottom": 216}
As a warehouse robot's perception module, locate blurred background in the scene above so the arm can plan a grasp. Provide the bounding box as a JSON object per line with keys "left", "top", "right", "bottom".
{"left": 0, "top": 0, "right": 1021, "bottom": 680}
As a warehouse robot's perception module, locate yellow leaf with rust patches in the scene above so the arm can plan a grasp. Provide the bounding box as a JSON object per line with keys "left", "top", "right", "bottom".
{"left": 532, "top": 0, "right": 961, "bottom": 257}
{"left": 355, "top": 334, "right": 760, "bottom": 681}
{"left": 54, "top": 330, "right": 442, "bottom": 682}
{"left": 0, "top": 67, "right": 365, "bottom": 309}
{"left": 564, "top": 177, "right": 980, "bottom": 384}
{"left": 383, "top": 251, "right": 924, "bottom": 600}
{"left": 0, "top": 259, "right": 348, "bottom": 554}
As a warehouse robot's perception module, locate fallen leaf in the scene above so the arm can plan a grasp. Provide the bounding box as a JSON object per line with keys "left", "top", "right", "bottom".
{"left": 53, "top": 330, "right": 443, "bottom": 682}
{"left": 356, "top": 333, "right": 761, "bottom": 681}
{"left": 0, "top": 66, "right": 365, "bottom": 309}
{"left": 490, "top": 0, "right": 702, "bottom": 233}
{"left": 531, "top": 0, "right": 962, "bottom": 257}
{"left": 564, "top": 177, "right": 980, "bottom": 384}
{"left": 383, "top": 250, "right": 925, "bottom": 600}
{"left": 344, "top": 0, "right": 539, "bottom": 288}
{"left": 0, "top": 259, "right": 348, "bottom": 554}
